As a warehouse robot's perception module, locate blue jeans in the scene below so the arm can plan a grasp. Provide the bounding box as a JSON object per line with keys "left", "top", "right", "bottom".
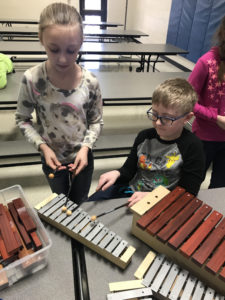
{"left": 202, "top": 141, "right": 225, "bottom": 188}
{"left": 88, "top": 184, "right": 134, "bottom": 201}
{"left": 42, "top": 151, "right": 94, "bottom": 204}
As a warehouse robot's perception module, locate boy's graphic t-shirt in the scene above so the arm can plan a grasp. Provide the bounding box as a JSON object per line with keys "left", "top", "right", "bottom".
{"left": 118, "top": 128, "right": 205, "bottom": 195}
{"left": 130, "top": 138, "right": 182, "bottom": 191}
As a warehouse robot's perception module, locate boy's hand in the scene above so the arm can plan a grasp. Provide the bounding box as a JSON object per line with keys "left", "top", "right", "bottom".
{"left": 96, "top": 170, "right": 120, "bottom": 191}
{"left": 39, "top": 143, "right": 62, "bottom": 170}
{"left": 127, "top": 191, "right": 150, "bottom": 207}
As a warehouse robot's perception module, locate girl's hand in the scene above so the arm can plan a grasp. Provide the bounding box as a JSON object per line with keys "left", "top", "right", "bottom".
{"left": 127, "top": 191, "right": 150, "bottom": 207}
{"left": 217, "top": 115, "right": 225, "bottom": 130}
{"left": 68, "top": 146, "right": 89, "bottom": 176}
{"left": 96, "top": 170, "right": 120, "bottom": 191}
{"left": 39, "top": 143, "right": 63, "bottom": 170}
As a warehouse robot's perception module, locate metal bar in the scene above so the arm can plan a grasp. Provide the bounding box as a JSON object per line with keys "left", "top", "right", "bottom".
{"left": 66, "top": 208, "right": 83, "bottom": 230}
{"left": 159, "top": 263, "right": 179, "bottom": 297}
{"left": 150, "top": 259, "right": 172, "bottom": 293}
{"left": 105, "top": 235, "right": 122, "bottom": 253}
{"left": 192, "top": 281, "right": 205, "bottom": 300}
{"left": 180, "top": 275, "right": 197, "bottom": 300}
{"left": 112, "top": 240, "right": 128, "bottom": 257}
{"left": 169, "top": 269, "right": 189, "bottom": 300}
{"left": 98, "top": 231, "right": 116, "bottom": 249}
{"left": 142, "top": 254, "right": 165, "bottom": 287}
{"left": 73, "top": 215, "right": 91, "bottom": 234}
{"left": 90, "top": 226, "right": 108, "bottom": 244}
{"left": 38, "top": 194, "right": 65, "bottom": 214}
{"left": 79, "top": 221, "right": 98, "bottom": 238}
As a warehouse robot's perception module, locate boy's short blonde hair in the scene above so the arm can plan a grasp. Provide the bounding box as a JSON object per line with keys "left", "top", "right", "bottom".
{"left": 152, "top": 78, "right": 198, "bottom": 114}
{"left": 39, "top": 2, "right": 83, "bottom": 43}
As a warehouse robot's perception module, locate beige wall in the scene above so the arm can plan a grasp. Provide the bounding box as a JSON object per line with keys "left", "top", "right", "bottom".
{"left": 1, "top": 0, "right": 79, "bottom": 20}
{"left": 126, "top": 0, "right": 172, "bottom": 43}
{"left": 107, "top": 0, "right": 126, "bottom": 25}
{"left": 107, "top": 0, "right": 172, "bottom": 43}
{"left": 0, "top": 0, "right": 172, "bottom": 43}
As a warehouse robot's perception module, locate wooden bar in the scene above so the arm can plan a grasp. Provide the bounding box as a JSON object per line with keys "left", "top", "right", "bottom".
{"left": 30, "top": 232, "right": 42, "bottom": 251}
{"left": 136, "top": 186, "right": 185, "bottom": 229}
{"left": 157, "top": 197, "right": 202, "bottom": 242}
{"left": 206, "top": 239, "right": 225, "bottom": 274}
{"left": 192, "top": 218, "right": 225, "bottom": 265}
{"left": 180, "top": 211, "right": 223, "bottom": 258}
{"left": 130, "top": 185, "right": 170, "bottom": 217}
{"left": 0, "top": 233, "right": 10, "bottom": 260}
{"left": 0, "top": 204, "right": 20, "bottom": 254}
{"left": 168, "top": 204, "right": 212, "bottom": 249}
{"left": 134, "top": 251, "right": 156, "bottom": 279}
{"left": 219, "top": 266, "right": 225, "bottom": 281}
{"left": 147, "top": 192, "right": 194, "bottom": 235}
{"left": 0, "top": 233, "right": 18, "bottom": 265}
{"left": 4, "top": 206, "right": 23, "bottom": 251}
{"left": 8, "top": 202, "right": 32, "bottom": 249}
{"left": 13, "top": 198, "right": 36, "bottom": 233}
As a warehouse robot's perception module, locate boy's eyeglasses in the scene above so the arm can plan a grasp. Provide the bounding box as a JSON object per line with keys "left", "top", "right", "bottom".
{"left": 146, "top": 108, "right": 188, "bottom": 126}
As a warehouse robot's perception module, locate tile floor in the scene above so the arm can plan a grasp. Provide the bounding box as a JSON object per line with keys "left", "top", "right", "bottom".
{"left": 0, "top": 56, "right": 211, "bottom": 208}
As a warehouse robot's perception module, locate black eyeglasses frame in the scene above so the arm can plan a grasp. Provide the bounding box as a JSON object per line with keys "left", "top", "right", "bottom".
{"left": 146, "top": 107, "right": 189, "bottom": 126}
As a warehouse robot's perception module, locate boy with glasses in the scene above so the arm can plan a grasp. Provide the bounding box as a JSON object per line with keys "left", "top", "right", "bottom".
{"left": 89, "top": 78, "right": 205, "bottom": 206}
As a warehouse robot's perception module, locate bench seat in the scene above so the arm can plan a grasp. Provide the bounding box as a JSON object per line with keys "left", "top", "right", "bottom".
{"left": 0, "top": 134, "right": 136, "bottom": 168}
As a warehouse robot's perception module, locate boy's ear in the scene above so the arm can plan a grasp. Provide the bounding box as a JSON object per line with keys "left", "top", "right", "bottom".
{"left": 184, "top": 112, "right": 194, "bottom": 124}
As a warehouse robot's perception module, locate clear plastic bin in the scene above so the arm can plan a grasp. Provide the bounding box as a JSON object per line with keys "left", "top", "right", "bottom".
{"left": 0, "top": 185, "right": 52, "bottom": 289}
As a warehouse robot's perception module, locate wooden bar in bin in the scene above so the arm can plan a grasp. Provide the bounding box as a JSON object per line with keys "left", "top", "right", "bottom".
{"left": 30, "top": 232, "right": 42, "bottom": 251}
{"left": 12, "top": 198, "right": 36, "bottom": 233}
{"left": 8, "top": 202, "right": 32, "bottom": 249}
{"left": 0, "top": 204, "right": 21, "bottom": 254}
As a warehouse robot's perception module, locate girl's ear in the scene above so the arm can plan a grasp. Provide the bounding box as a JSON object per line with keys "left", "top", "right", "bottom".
{"left": 38, "top": 33, "right": 43, "bottom": 44}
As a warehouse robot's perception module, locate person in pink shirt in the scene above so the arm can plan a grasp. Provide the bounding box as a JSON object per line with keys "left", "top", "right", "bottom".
{"left": 189, "top": 16, "right": 225, "bottom": 189}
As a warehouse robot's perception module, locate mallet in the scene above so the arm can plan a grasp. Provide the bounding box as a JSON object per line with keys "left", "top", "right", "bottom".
{"left": 61, "top": 172, "right": 73, "bottom": 215}
{"left": 48, "top": 165, "right": 60, "bottom": 179}
{"left": 91, "top": 202, "right": 128, "bottom": 221}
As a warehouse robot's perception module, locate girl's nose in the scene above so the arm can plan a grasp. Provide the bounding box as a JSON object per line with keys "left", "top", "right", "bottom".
{"left": 58, "top": 53, "right": 67, "bottom": 63}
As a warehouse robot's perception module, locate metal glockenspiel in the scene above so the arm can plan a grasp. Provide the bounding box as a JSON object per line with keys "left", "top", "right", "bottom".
{"left": 35, "top": 193, "right": 136, "bottom": 269}
{"left": 130, "top": 185, "right": 225, "bottom": 296}
{"left": 106, "top": 250, "right": 225, "bottom": 299}
{"left": 139, "top": 251, "right": 225, "bottom": 300}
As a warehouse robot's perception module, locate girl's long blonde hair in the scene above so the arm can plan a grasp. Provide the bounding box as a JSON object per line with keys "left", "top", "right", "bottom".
{"left": 39, "top": 2, "right": 83, "bottom": 44}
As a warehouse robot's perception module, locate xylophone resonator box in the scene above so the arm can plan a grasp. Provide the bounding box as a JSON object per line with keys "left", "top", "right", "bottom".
{"left": 131, "top": 185, "right": 225, "bottom": 296}
{"left": 35, "top": 193, "right": 136, "bottom": 269}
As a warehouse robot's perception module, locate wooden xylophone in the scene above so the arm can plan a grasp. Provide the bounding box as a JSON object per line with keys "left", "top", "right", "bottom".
{"left": 107, "top": 250, "right": 225, "bottom": 299}
{"left": 131, "top": 185, "right": 225, "bottom": 296}
{"left": 35, "top": 193, "right": 136, "bottom": 269}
